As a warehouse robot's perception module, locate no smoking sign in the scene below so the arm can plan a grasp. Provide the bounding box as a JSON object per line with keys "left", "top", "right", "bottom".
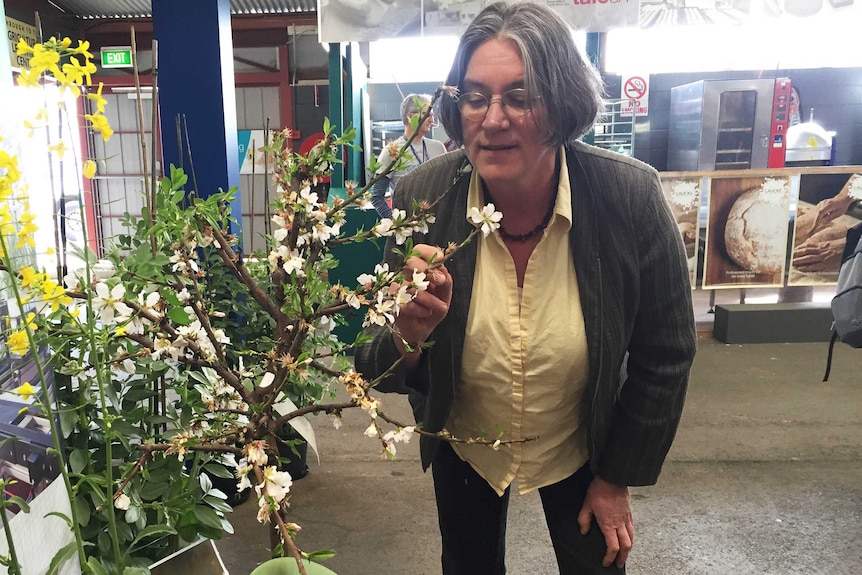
{"left": 620, "top": 74, "right": 649, "bottom": 117}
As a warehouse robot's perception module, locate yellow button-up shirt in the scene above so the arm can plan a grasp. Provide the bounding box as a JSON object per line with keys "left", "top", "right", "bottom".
{"left": 447, "top": 148, "right": 590, "bottom": 496}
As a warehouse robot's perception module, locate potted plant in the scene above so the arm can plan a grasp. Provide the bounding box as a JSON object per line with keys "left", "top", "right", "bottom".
{"left": 2, "top": 37, "right": 504, "bottom": 575}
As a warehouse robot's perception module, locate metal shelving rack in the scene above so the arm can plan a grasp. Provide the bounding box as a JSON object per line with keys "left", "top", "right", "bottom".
{"left": 593, "top": 99, "right": 635, "bottom": 156}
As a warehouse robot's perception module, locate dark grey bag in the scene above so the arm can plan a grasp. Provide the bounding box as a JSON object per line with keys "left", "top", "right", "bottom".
{"left": 823, "top": 222, "right": 862, "bottom": 381}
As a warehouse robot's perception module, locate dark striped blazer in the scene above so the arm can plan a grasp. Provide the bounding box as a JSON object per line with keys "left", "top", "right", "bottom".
{"left": 355, "top": 141, "right": 697, "bottom": 487}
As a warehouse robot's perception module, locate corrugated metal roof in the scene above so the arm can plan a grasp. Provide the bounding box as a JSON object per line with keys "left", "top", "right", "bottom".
{"left": 48, "top": 0, "right": 316, "bottom": 19}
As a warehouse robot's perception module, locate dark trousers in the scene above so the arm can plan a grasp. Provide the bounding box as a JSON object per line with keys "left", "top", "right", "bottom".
{"left": 432, "top": 442, "right": 626, "bottom": 575}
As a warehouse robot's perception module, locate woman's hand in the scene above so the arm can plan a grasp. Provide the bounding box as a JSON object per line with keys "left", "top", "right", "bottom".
{"left": 392, "top": 244, "right": 453, "bottom": 360}
{"left": 578, "top": 476, "right": 634, "bottom": 569}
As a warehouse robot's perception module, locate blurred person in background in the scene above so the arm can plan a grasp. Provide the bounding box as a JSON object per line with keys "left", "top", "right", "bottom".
{"left": 369, "top": 93, "right": 447, "bottom": 219}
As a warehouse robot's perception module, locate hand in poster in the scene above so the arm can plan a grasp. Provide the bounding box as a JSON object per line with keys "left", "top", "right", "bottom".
{"left": 792, "top": 237, "right": 845, "bottom": 272}
{"left": 795, "top": 173, "right": 859, "bottom": 244}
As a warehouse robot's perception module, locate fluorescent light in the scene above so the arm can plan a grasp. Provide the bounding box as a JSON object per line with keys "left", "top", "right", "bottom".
{"left": 110, "top": 86, "right": 154, "bottom": 94}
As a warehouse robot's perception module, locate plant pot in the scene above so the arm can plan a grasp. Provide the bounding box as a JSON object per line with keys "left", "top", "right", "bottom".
{"left": 250, "top": 557, "right": 338, "bottom": 575}
{"left": 275, "top": 433, "right": 309, "bottom": 480}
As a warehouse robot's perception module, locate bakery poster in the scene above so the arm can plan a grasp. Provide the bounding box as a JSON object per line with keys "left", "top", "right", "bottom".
{"left": 703, "top": 175, "right": 793, "bottom": 289}
{"left": 659, "top": 176, "right": 702, "bottom": 288}
{"left": 788, "top": 172, "right": 862, "bottom": 286}
{"left": 318, "top": 0, "right": 640, "bottom": 43}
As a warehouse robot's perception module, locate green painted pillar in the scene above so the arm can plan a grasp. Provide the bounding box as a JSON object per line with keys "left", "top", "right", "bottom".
{"left": 328, "top": 43, "right": 345, "bottom": 190}
{"left": 345, "top": 43, "right": 365, "bottom": 185}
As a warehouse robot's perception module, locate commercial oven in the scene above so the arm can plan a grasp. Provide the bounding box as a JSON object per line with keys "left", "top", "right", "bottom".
{"left": 667, "top": 78, "right": 792, "bottom": 171}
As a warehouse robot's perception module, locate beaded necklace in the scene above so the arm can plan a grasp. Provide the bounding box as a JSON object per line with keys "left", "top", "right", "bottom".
{"left": 482, "top": 183, "right": 556, "bottom": 242}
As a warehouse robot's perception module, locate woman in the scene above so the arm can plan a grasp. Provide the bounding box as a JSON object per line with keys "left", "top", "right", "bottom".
{"left": 356, "top": 3, "right": 697, "bottom": 574}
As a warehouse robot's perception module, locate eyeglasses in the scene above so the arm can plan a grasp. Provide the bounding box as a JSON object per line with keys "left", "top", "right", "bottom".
{"left": 455, "top": 88, "right": 538, "bottom": 121}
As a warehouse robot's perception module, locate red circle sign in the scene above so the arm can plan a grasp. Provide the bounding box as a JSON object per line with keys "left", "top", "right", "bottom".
{"left": 623, "top": 76, "right": 647, "bottom": 100}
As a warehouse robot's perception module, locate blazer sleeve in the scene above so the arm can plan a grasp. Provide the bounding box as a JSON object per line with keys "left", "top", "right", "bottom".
{"left": 596, "top": 168, "right": 697, "bottom": 486}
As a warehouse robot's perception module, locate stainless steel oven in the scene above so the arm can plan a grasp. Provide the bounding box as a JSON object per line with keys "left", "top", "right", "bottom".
{"left": 667, "top": 78, "right": 792, "bottom": 171}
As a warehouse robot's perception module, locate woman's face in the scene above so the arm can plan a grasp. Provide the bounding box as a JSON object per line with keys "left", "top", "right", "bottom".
{"left": 460, "top": 38, "right": 556, "bottom": 194}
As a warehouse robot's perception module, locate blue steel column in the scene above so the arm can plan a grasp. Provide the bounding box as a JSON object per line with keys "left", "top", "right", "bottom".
{"left": 328, "top": 43, "right": 345, "bottom": 190}
{"left": 151, "top": 0, "right": 242, "bottom": 233}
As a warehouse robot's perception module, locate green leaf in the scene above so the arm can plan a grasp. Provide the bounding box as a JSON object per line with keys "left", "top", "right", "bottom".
{"left": 138, "top": 480, "right": 171, "bottom": 501}
{"left": 5, "top": 496, "right": 29, "bottom": 514}
{"left": 70, "top": 448, "right": 89, "bottom": 474}
{"left": 126, "top": 524, "right": 178, "bottom": 554}
{"left": 59, "top": 408, "right": 79, "bottom": 439}
{"left": 306, "top": 549, "right": 337, "bottom": 562}
{"left": 44, "top": 511, "right": 73, "bottom": 529}
{"left": 122, "top": 567, "right": 149, "bottom": 575}
{"left": 74, "top": 494, "right": 91, "bottom": 526}
{"left": 168, "top": 307, "right": 191, "bottom": 325}
{"left": 125, "top": 505, "right": 140, "bottom": 523}
{"left": 86, "top": 556, "right": 110, "bottom": 575}
{"left": 122, "top": 388, "right": 157, "bottom": 403}
{"left": 46, "top": 542, "right": 78, "bottom": 575}
{"left": 203, "top": 463, "right": 234, "bottom": 479}
{"left": 199, "top": 471, "right": 213, "bottom": 493}
{"left": 192, "top": 504, "right": 226, "bottom": 530}
{"left": 203, "top": 495, "right": 233, "bottom": 514}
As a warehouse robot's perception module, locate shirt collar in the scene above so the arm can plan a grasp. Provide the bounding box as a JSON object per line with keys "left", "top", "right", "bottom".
{"left": 465, "top": 147, "right": 572, "bottom": 232}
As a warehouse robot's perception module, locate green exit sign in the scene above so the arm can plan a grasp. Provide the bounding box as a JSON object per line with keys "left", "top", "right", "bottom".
{"left": 101, "top": 46, "right": 133, "bottom": 68}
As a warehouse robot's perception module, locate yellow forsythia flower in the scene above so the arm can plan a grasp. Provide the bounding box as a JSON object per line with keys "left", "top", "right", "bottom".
{"left": 86, "top": 82, "right": 107, "bottom": 113}
{"left": 83, "top": 159, "right": 97, "bottom": 179}
{"left": 48, "top": 140, "right": 69, "bottom": 158}
{"left": 15, "top": 210, "right": 38, "bottom": 249}
{"left": 14, "top": 382, "right": 37, "bottom": 401}
{"left": 43, "top": 281, "right": 72, "bottom": 312}
{"left": 7, "top": 330, "right": 29, "bottom": 355}
{"left": 0, "top": 204, "right": 15, "bottom": 234}
{"left": 85, "top": 113, "right": 113, "bottom": 142}
{"left": 68, "top": 40, "right": 93, "bottom": 59}
{"left": 15, "top": 38, "right": 33, "bottom": 56}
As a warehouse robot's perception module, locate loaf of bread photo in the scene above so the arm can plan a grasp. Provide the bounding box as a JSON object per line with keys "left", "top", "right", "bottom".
{"left": 724, "top": 188, "right": 787, "bottom": 274}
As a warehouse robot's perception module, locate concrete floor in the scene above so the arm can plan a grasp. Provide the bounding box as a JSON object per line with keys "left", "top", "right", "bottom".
{"left": 217, "top": 336, "right": 862, "bottom": 575}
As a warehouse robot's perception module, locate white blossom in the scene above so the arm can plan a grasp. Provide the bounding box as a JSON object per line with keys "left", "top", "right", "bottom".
{"left": 410, "top": 270, "right": 430, "bottom": 291}
{"left": 255, "top": 466, "right": 293, "bottom": 504}
{"left": 345, "top": 292, "right": 362, "bottom": 309}
{"left": 114, "top": 493, "right": 131, "bottom": 510}
{"left": 245, "top": 441, "right": 269, "bottom": 467}
{"left": 470, "top": 203, "right": 503, "bottom": 237}
{"left": 363, "top": 290, "right": 396, "bottom": 327}
{"left": 297, "top": 187, "right": 319, "bottom": 210}
{"left": 92, "top": 282, "right": 133, "bottom": 324}
{"left": 373, "top": 218, "right": 394, "bottom": 238}
{"left": 364, "top": 422, "right": 378, "bottom": 438}
{"left": 152, "top": 336, "right": 181, "bottom": 362}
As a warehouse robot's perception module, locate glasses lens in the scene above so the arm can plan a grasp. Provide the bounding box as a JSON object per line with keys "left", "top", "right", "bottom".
{"left": 502, "top": 89, "right": 531, "bottom": 114}
{"left": 457, "top": 93, "right": 489, "bottom": 120}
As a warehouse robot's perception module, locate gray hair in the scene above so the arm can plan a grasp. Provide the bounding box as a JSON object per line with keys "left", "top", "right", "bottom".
{"left": 438, "top": 2, "right": 605, "bottom": 147}
{"left": 400, "top": 93, "right": 433, "bottom": 125}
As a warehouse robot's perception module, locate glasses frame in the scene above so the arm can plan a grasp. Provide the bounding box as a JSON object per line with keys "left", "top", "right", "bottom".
{"left": 455, "top": 88, "right": 539, "bottom": 121}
